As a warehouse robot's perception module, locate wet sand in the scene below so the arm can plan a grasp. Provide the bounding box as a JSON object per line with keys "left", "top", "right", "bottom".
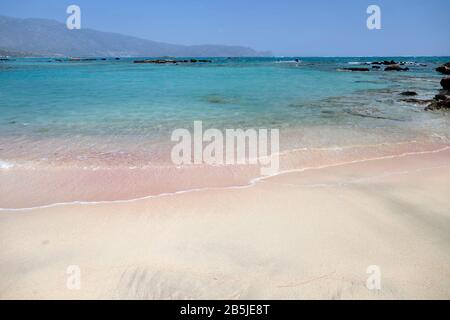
{"left": 0, "top": 139, "right": 446, "bottom": 210}
{"left": 0, "top": 147, "right": 449, "bottom": 299}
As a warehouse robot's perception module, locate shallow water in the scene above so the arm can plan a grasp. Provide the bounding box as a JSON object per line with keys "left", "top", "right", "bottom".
{"left": 1, "top": 57, "right": 450, "bottom": 208}
{"left": 0, "top": 56, "right": 449, "bottom": 167}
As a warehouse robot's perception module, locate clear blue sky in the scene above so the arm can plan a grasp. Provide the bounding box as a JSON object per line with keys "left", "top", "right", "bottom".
{"left": 1, "top": 0, "right": 449, "bottom": 56}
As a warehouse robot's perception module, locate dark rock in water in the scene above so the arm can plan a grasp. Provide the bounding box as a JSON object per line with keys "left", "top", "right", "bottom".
{"left": 380, "top": 60, "right": 397, "bottom": 65}
{"left": 134, "top": 58, "right": 211, "bottom": 64}
{"left": 434, "top": 94, "right": 447, "bottom": 101}
{"left": 436, "top": 66, "right": 450, "bottom": 75}
{"left": 372, "top": 65, "right": 381, "bottom": 69}
{"left": 385, "top": 65, "right": 409, "bottom": 71}
{"left": 441, "top": 78, "right": 450, "bottom": 90}
{"left": 342, "top": 67, "right": 370, "bottom": 72}
{"left": 134, "top": 59, "right": 176, "bottom": 64}
{"left": 371, "top": 60, "right": 397, "bottom": 65}
{"left": 101, "top": 58, "right": 107, "bottom": 61}
{"left": 55, "top": 58, "right": 97, "bottom": 62}
{"left": 205, "top": 95, "right": 227, "bottom": 104}
{"left": 115, "top": 57, "right": 120, "bottom": 60}
{"left": 444, "top": 62, "right": 450, "bottom": 68}
{"left": 400, "top": 98, "right": 433, "bottom": 105}
{"left": 69, "top": 58, "right": 97, "bottom": 61}
{"left": 400, "top": 91, "right": 417, "bottom": 96}
{"left": 346, "top": 110, "right": 404, "bottom": 122}
{"left": 425, "top": 98, "right": 450, "bottom": 111}
{"left": 189, "top": 59, "right": 212, "bottom": 63}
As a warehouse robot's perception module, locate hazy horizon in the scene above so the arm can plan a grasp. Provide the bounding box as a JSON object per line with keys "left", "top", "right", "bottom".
{"left": 1, "top": 0, "right": 450, "bottom": 56}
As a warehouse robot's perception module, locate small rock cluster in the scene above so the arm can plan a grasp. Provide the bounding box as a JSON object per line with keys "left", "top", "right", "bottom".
{"left": 425, "top": 77, "right": 450, "bottom": 111}
{"left": 134, "top": 59, "right": 212, "bottom": 64}
{"left": 436, "top": 62, "right": 450, "bottom": 75}
{"left": 413, "top": 62, "right": 450, "bottom": 111}
{"left": 53, "top": 57, "right": 120, "bottom": 62}
{"left": 425, "top": 63, "right": 450, "bottom": 111}
{"left": 397, "top": 62, "right": 449, "bottom": 111}
{"left": 342, "top": 60, "right": 410, "bottom": 72}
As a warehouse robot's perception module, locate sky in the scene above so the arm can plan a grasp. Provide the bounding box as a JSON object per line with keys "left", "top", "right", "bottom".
{"left": 1, "top": 0, "right": 449, "bottom": 56}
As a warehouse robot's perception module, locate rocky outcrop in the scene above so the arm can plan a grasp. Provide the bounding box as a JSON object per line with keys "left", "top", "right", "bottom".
{"left": 134, "top": 59, "right": 212, "bottom": 64}
{"left": 189, "top": 59, "right": 212, "bottom": 63}
{"left": 385, "top": 65, "right": 409, "bottom": 71}
{"left": 372, "top": 60, "right": 397, "bottom": 65}
{"left": 400, "top": 64, "right": 450, "bottom": 111}
{"left": 436, "top": 62, "right": 450, "bottom": 75}
{"left": 53, "top": 58, "right": 97, "bottom": 62}
{"left": 134, "top": 59, "right": 177, "bottom": 64}
{"left": 434, "top": 94, "right": 447, "bottom": 101}
{"left": 68, "top": 58, "right": 97, "bottom": 61}
{"left": 436, "top": 66, "right": 450, "bottom": 75}
{"left": 342, "top": 67, "right": 370, "bottom": 72}
{"left": 441, "top": 78, "right": 450, "bottom": 90}
{"left": 424, "top": 77, "right": 450, "bottom": 111}
{"left": 425, "top": 98, "right": 450, "bottom": 111}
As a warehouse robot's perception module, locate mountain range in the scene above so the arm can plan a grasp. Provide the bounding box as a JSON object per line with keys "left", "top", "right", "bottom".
{"left": 0, "top": 15, "right": 270, "bottom": 57}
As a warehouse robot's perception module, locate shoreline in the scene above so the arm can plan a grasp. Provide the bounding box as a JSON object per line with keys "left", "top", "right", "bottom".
{"left": 1, "top": 144, "right": 449, "bottom": 299}
{"left": 1, "top": 138, "right": 449, "bottom": 210}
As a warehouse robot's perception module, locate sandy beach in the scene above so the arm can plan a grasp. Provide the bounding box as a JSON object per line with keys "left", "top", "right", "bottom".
{"left": 1, "top": 1, "right": 450, "bottom": 305}
{"left": 1, "top": 146, "right": 449, "bottom": 300}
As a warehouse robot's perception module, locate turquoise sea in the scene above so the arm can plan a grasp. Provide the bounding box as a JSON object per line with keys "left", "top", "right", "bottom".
{"left": 1, "top": 57, "right": 449, "bottom": 167}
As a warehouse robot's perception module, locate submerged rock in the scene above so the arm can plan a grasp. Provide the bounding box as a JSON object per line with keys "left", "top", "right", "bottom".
{"left": 400, "top": 98, "right": 432, "bottom": 105}
{"left": 346, "top": 110, "right": 404, "bottom": 121}
{"left": 400, "top": 91, "right": 417, "bottom": 96}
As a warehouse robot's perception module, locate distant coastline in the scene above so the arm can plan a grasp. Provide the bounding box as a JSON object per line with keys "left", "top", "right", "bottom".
{"left": 0, "top": 15, "right": 271, "bottom": 58}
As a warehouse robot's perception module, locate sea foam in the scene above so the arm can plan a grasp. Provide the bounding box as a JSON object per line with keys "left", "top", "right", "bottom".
{"left": 0, "top": 160, "right": 14, "bottom": 169}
